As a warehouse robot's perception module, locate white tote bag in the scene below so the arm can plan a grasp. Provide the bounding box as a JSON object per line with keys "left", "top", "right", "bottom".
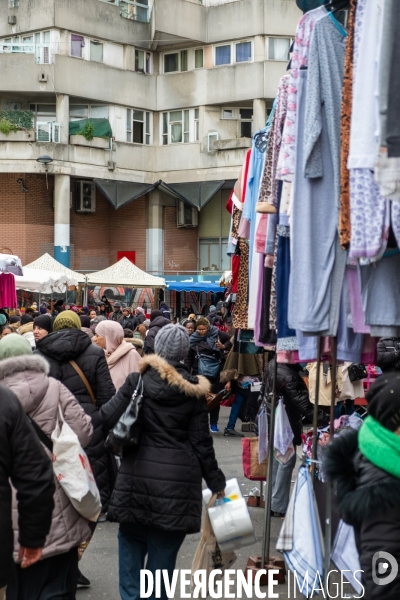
{"left": 51, "top": 405, "right": 101, "bottom": 522}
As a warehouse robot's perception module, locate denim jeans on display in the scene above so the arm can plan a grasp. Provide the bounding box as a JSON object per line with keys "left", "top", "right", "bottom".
{"left": 118, "top": 524, "right": 185, "bottom": 600}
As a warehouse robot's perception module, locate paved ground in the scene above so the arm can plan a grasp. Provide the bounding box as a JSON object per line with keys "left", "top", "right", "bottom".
{"left": 76, "top": 408, "right": 315, "bottom": 599}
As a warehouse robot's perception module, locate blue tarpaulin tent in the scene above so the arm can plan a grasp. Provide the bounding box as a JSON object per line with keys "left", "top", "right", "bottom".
{"left": 166, "top": 281, "right": 225, "bottom": 293}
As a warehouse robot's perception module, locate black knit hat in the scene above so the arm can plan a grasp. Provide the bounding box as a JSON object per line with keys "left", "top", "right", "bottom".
{"left": 150, "top": 310, "right": 162, "bottom": 322}
{"left": 33, "top": 314, "right": 53, "bottom": 334}
{"left": 366, "top": 372, "right": 400, "bottom": 432}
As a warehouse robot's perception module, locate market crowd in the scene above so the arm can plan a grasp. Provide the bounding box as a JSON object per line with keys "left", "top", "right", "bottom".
{"left": 1, "top": 297, "right": 400, "bottom": 600}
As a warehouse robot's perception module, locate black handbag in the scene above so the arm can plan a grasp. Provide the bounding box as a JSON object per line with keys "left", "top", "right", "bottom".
{"left": 348, "top": 363, "right": 368, "bottom": 382}
{"left": 105, "top": 375, "right": 144, "bottom": 456}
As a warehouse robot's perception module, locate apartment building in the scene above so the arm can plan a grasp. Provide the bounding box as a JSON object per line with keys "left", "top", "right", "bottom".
{"left": 0, "top": 0, "right": 300, "bottom": 274}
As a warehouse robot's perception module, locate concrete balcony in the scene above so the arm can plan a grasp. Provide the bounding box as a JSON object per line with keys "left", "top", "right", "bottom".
{"left": 0, "top": 53, "right": 55, "bottom": 93}
{"left": 53, "top": 55, "right": 157, "bottom": 111}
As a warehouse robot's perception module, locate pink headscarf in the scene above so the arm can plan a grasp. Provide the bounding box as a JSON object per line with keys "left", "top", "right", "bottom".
{"left": 95, "top": 320, "right": 124, "bottom": 356}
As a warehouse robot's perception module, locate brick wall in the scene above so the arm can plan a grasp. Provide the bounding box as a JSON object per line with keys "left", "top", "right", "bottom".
{"left": 164, "top": 206, "right": 198, "bottom": 272}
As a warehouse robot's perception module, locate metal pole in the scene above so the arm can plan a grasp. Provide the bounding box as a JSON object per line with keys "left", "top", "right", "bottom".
{"left": 324, "top": 336, "right": 337, "bottom": 589}
{"left": 311, "top": 336, "right": 322, "bottom": 484}
{"left": 261, "top": 354, "right": 278, "bottom": 567}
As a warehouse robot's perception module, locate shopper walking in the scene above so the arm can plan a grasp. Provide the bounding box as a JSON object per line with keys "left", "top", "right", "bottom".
{"left": 325, "top": 373, "right": 400, "bottom": 600}
{"left": 99, "top": 324, "right": 226, "bottom": 600}
{"left": 94, "top": 321, "right": 140, "bottom": 391}
{"left": 265, "top": 358, "right": 329, "bottom": 516}
{"left": 144, "top": 310, "right": 170, "bottom": 354}
{"left": 0, "top": 334, "right": 93, "bottom": 600}
{"left": 34, "top": 311, "right": 116, "bottom": 507}
{"left": 185, "top": 317, "right": 232, "bottom": 433}
{"left": 32, "top": 314, "right": 52, "bottom": 344}
{"left": 182, "top": 318, "right": 196, "bottom": 336}
{"left": 159, "top": 301, "right": 171, "bottom": 321}
{"left": 0, "top": 383, "right": 54, "bottom": 600}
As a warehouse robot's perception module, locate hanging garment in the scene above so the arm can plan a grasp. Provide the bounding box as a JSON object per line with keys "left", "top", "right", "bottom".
{"left": 288, "top": 68, "right": 346, "bottom": 335}
{"left": 346, "top": 266, "right": 370, "bottom": 334}
{"left": 339, "top": 0, "right": 357, "bottom": 250}
{"left": 276, "top": 227, "right": 297, "bottom": 351}
{"left": 0, "top": 273, "right": 17, "bottom": 308}
{"left": 359, "top": 253, "right": 400, "bottom": 328}
{"left": 277, "top": 4, "right": 327, "bottom": 182}
{"left": 258, "top": 74, "right": 290, "bottom": 208}
{"left": 232, "top": 239, "right": 249, "bottom": 330}
{"left": 283, "top": 466, "right": 324, "bottom": 597}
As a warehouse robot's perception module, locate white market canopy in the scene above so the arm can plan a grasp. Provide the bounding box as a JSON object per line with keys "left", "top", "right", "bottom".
{"left": 14, "top": 267, "right": 69, "bottom": 294}
{"left": 86, "top": 257, "right": 166, "bottom": 288}
{"left": 24, "top": 253, "right": 83, "bottom": 285}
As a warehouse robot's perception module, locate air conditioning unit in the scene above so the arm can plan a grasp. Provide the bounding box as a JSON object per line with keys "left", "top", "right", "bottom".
{"left": 177, "top": 200, "right": 198, "bottom": 228}
{"left": 76, "top": 181, "right": 96, "bottom": 213}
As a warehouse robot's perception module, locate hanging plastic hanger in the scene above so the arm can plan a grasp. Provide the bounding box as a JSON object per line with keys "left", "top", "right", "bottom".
{"left": 325, "top": 0, "right": 350, "bottom": 30}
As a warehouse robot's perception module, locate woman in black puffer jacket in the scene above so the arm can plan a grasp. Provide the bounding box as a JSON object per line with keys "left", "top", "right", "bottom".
{"left": 35, "top": 310, "right": 116, "bottom": 506}
{"left": 144, "top": 310, "right": 170, "bottom": 354}
{"left": 324, "top": 373, "right": 400, "bottom": 600}
{"left": 99, "top": 324, "right": 226, "bottom": 600}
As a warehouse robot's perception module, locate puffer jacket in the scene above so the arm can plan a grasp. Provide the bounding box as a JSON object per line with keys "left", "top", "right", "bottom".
{"left": 0, "top": 385, "right": 55, "bottom": 589}
{"left": 0, "top": 355, "right": 93, "bottom": 561}
{"left": 99, "top": 354, "right": 226, "bottom": 533}
{"left": 35, "top": 329, "right": 116, "bottom": 505}
{"left": 144, "top": 315, "right": 171, "bottom": 354}
{"left": 265, "top": 359, "right": 329, "bottom": 446}
{"left": 377, "top": 338, "right": 400, "bottom": 372}
{"left": 324, "top": 429, "right": 400, "bottom": 600}
{"left": 17, "top": 322, "right": 35, "bottom": 349}
{"left": 106, "top": 340, "right": 141, "bottom": 391}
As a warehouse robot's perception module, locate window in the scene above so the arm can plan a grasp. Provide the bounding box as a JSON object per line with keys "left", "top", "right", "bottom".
{"left": 240, "top": 108, "right": 253, "bottom": 137}
{"left": 222, "top": 109, "right": 234, "bottom": 119}
{"left": 236, "top": 41, "right": 251, "bottom": 63}
{"left": 126, "top": 109, "right": 151, "bottom": 144}
{"left": 194, "top": 108, "right": 199, "bottom": 142}
{"left": 268, "top": 37, "right": 291, "bottom": 61}
{"left": 70, "top": 105, "right": 89, "bottom": 120}
{"left": 135, "top": 49, "right": 151, "bottom": 74}
{"left": 164, "top": 52, "right": 179, "bottom": 73}
{"left": 90, "top": 40, "right": 103, "bottom": 62}
{"left": 35, "top": 31, "right": 51, "bottom": 64}
{"left": 71, "top": 34, "right": 85, "bottom": 58}
{"left": 215, "top": 45, "right": 231, "bottom": 66}
{"left": 161, "top": 109, "right": 198, "bottom": 145}
{"left": 30, "top": 103, "right": 56, "bottom": 124}
{"left": 90, "top": 105, "right": 109, "bottom": 119}
{"left": 180, "top": 50, "right": 188, "bottom": 72}
{"left": 195, "top": 48, "right": 203, "bottom": 69}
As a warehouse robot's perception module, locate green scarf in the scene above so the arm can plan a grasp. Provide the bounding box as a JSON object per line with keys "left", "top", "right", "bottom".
{"left": 358, "top": 416, "right": 400, "bottom": 480}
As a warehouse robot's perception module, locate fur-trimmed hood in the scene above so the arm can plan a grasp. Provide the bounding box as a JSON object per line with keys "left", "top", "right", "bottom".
{"left": 17, "top": 322, "right": 34, "bottom": 336}
{"left": 0, "top": 354, "right": 51, "bottom": 414}
{"left": 139, "top": 354, "right": 210, "bottom": 398}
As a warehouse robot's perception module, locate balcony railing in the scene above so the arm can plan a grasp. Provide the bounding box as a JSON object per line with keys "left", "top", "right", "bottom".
{"left": 0, "top": 42, "right": 51, "bottom": 64}
{"left": 99, "top": 0, "right": 151, "bottom": 23}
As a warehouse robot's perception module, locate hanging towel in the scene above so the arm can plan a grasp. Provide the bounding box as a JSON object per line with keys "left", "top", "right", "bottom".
{"left": 331, "top": 520, "right": 363, "bottom": 596}
{"left": 284, "top": 466, "right": 324, "bottom": 596}
{"left": 276, "top": 475, "right": 298, "bottom": 552}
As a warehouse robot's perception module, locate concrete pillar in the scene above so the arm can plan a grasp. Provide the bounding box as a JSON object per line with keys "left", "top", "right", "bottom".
{"left": 54, "top": 174, "right": 71, "bottom": 267}
{"left": 146, "top": 189, "right": 164, "bottom": 275}
{"left": 56, "top": 94, "right": 69, "bottom": 145}
{"left": 253, "top": 98, "right": 267, "bottom": 133}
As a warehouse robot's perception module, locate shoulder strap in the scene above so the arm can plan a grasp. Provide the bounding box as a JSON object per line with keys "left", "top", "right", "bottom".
{"left": 28, "top": 416, "right": 53, "bottom": 453}
{"left": 69, "top": 360, "right": 97, "bottom": 407}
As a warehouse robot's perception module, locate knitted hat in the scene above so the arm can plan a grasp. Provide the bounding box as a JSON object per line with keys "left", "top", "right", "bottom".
{"left": 366, "top": 372, "right": 400, "bottom": 432}
{"left": 0, "top": 314, "right": 6, "bottom": 326}
{"left": 0, "top": 333, "right": 32, "bottom": 360}
{"left": 154, "top": 324, "right": 189, "bottom": 363}
{"left": 33, "top": 314, "right": 53, "bottom": 334}
{"left": 150, "top": 310, "right": 162, "bottom": 322}
{"left": 82, "top": 306, "right": 89, "bottom": 314}
{"left": 53, "top": 310, "right": 82, "bottom": 331}
{"left": 9, "top": 316, "right": 20, "bottom": 324}
{"left": 136, "top": 307, "right": 145, "bottom": 315}
{"left": 196, "top": 317, "right": 210, "bottom": 329}
{"left": 21, "top": 314, "right": 34, "bottom": 325}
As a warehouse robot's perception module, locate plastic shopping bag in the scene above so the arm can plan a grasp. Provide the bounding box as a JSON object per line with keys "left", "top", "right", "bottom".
{"left": 52, "top": 405, "right": 101, "bottom": 522}
{"left": 191, "top": 495, "right": 236, "bottom": 595}
{"left": 274, "top": 400, "right": 295, "bottom": 465}
{"left": 258, "top": 408, "right": 268, "bottom": 464}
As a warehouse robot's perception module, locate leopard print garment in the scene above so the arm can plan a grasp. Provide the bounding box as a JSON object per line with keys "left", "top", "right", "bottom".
{"left": 339, "top": 0, "right": 357, "bottom": 250}
{"left": 233, "top": 239, "right": 249, "bottom": 330}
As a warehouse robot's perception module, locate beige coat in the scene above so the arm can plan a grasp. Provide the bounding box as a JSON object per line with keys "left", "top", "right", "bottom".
{"left": 106, "top": 340, "right": 140, "bottom": 390}
{"left": 0, "top": 354, "right": 93, "bottom": 561}
{"left": 307, "top": 362, "right": 343, "bottom": 406}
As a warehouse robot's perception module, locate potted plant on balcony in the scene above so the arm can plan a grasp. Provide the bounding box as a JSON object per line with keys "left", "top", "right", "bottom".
{"left": 69, "top": 118, "right": 111, "bottom": 149}
{"left": 0, "top": 110, "right": 35, "bottom": 142}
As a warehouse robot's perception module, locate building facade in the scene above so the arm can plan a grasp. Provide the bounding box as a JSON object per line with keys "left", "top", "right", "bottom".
{"left": 0, "top": 0, "right": 300, "bottom": 274}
